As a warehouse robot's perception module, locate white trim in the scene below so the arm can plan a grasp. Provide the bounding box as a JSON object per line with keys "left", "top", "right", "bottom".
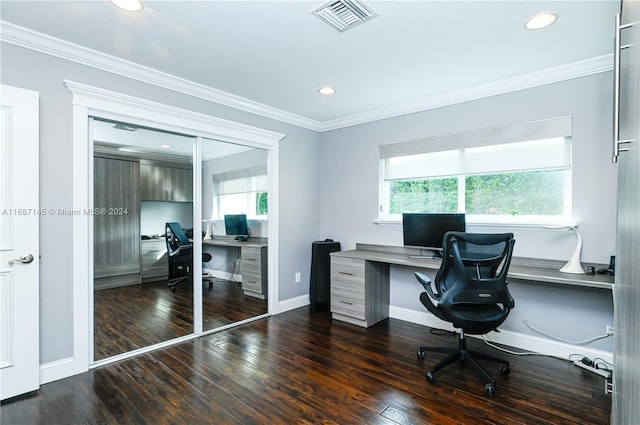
{"left": 69, "top": 82, "right": 284, "bottom": 379}
{"left": 40, "top": 357, "right": 75, "bottom": 385}
{"left": 277, "top": 294, "right": 310, "bottom": 314}
{"left": 322, "top": 55, "right": 612, "bottom": 131}
{"left": 0, "top": 22, "right": 320, "bottom": 132}
{"left": 0, "top": 21, "right": 612, "bottom": 132}
{"left": 389, "top": 306, "right": 613, "bottom": 365}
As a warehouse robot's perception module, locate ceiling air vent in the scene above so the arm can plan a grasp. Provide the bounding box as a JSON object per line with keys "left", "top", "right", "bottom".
{"left": 311, "top": 0, "right": 378, "bottom": 33}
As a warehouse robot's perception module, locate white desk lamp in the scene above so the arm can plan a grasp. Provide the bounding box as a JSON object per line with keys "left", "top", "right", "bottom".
{"left": 544, "top": 225, "right": 585, "bottom": 274}
{"left": 203, "top": 219, "right": 212, "bottom": 240}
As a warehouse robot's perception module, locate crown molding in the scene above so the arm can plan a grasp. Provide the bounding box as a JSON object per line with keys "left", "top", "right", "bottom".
{"left": 320, "top": 54, "right": 613, "bottom": 131}
{"left": 1, "top": 21, "right": 613, "bottom": 133}
{"left": 0, "top": 21, "right": 322, "bottom": 131}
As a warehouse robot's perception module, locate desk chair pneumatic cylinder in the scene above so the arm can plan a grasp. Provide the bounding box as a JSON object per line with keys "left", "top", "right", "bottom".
{"left": 165, "top": 222, "right": 213, "bottom": 291}
{"left": 415, "top": 231, "right": 516, "bottom": 397}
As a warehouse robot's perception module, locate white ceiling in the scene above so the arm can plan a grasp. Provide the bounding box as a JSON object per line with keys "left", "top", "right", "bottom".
{"left": 0, "top": 0, "right": 621, "bottom": 129}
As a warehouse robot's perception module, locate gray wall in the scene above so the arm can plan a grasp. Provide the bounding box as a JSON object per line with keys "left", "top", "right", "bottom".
{"left": 1, "top": 42, "right": 321, "bottom": 364}
{"left": 318, "top": 72, "right": 617, "bottom": 352}
{"left": 0, "top": 38, "right": 616, "bottom": 363}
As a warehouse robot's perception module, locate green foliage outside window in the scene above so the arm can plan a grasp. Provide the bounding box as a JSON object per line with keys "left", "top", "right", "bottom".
{"left": 256, "top": 192, "right": 268, "bottom": 215}
{"left": 466, "top": 170, "right": 564, "bottom": 215}
{"left": 389, "top": 169, "right": 565, "bottom": 216}
{"left": 390, "top": 178, "right": 458, "bottom": 213}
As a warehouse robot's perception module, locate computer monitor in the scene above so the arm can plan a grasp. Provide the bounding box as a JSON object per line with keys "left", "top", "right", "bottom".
{"left": 224, "top": 214, "right": 249, "bottom": 240}
{"left": 402, "top": 213, "right": 466, "bottom": 257}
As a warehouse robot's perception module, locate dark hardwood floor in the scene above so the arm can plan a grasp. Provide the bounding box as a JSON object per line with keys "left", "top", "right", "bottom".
{"left": 3, "top": 307, "right": 610, "bottom": 424}
{"left": 94, "top": 279, "right": 267, "bottom": 360}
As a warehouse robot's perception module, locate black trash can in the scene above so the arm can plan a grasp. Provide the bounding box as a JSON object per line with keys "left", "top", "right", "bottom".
{"left": 310, "top": 239, "right": 341, "bottom": 312}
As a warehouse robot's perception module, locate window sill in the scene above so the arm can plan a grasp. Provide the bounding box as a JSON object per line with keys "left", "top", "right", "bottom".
{"left": 373, "top": 219, "right": 577, "bottom": 229}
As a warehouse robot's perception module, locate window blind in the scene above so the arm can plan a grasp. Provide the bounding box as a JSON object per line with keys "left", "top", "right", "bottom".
{"left": 212, "top": 165, "right": 268, "bottom": 195}
{"left": 379, "top": 116, "right": 572, "bottom": 158}
{"left": 380, "top": 117, "right": 572, "bottom": 181}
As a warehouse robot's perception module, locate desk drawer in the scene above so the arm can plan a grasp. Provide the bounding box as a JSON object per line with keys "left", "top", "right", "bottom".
{"left": 240, "top": 247, "right": 262, "bottom": 273}
{"left": 242, "top": 271, "right": 262, "bottom": 293}
{"left": 331, "top": 257, "right": 366, "bottom": 320}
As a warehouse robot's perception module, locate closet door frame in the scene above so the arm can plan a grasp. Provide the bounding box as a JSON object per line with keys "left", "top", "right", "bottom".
{"left": 67, "top": 80, "right": 283, "bottom": 373}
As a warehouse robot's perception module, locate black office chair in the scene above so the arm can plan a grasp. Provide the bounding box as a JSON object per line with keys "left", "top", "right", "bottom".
{"left": 165, "top": 222, "right": 213, "bottom": 291}
{"left": 415, "top": 231, "right": 515, "bottom": 396}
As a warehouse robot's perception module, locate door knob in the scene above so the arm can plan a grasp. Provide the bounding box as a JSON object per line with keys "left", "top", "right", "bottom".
{"left": 8, "top": 254, "right": 34, "bottom": 265}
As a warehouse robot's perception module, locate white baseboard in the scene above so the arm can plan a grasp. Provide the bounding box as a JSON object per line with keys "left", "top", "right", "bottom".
{"left": 206, "top": 270, "right": 241, "bottom": 282}
{"left": 40, "top": 357, "right": 75, "bottom": 385}
{"left": 277, "top": 294, "right": 310, "bottom": 314}
{"left": 389, "top": 306, "right": 613, "bottom": 366}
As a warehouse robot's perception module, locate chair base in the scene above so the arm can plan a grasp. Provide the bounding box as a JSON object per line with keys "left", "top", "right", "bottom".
{"left": 417, "top": 331, "right": 510, "bottom": 397}
{"left": 168, "top": 276, "right": 214, "bottom": 291}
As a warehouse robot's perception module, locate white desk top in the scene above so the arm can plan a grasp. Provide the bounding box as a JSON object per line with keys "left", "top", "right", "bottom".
{"left": 203, "top": 237, "right": 267, "bottom": 249}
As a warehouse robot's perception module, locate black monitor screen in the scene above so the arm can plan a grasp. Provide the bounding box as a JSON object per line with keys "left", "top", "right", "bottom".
{"left": 224, "top": 214, "right": 249, "bottom": 237}
{"left": 402, "top": 213, "right": 466, "bottom": 250}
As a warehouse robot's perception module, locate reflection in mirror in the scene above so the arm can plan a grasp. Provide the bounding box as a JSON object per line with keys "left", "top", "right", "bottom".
{"left": 201, "top": 137, "right": 269, "bottom": 332}
{"left": 92, "top": 117, "right": 194, "bottom": 361}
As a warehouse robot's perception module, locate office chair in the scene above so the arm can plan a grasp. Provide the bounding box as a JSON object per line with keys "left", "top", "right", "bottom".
{"left": 165, "top": 222, "right": 213, "bottom": 291}
{"left": 415, "top": 231, "right": 515, "bottom": 396}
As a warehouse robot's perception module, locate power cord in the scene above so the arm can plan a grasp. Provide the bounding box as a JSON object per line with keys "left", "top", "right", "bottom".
{"left": 523, "top": 320, "right": 612, "bottom": 345}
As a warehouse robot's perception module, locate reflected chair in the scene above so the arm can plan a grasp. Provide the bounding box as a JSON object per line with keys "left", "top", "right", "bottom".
{"left": 415, "top": 231, "right": 515, "bottom": 396}
{"left": 165, "top": 222, "right": 213, "bottom": 291}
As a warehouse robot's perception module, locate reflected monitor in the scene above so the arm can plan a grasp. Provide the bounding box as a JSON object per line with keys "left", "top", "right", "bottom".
{"left": 224, "top": 214, "right": 249, "bottom": 241}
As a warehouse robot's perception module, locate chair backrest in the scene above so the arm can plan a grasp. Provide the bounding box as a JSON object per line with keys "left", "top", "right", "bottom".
{"left": 165, "top": 222, "right": 191, "bottom": 256}
{"left": 436, "top": 231, "right": 515, "bottom": 333}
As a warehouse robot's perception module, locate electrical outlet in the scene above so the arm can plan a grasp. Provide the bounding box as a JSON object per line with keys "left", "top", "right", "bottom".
{"left": 295, "top": 272, "right": 301, "bottom": 284}
{"left": 606, "top": 325, "right": 615, "bottom": 335}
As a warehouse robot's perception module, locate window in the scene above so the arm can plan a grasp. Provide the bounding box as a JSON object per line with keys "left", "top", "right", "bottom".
{"left": 212, "top": 166, "right": 268, "bottom": 219}
{"left": 379, "top": 117, "right": 572, "bottom": 224}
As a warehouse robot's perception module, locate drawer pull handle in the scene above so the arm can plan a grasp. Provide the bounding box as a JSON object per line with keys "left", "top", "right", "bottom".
{"left": 338, "top": 271, "right": 354, "bottom": 276}
{"left": 245, "top": 258, "right": 257, "bottom": 261}
{"left": 338, "top": 300, "right": 353, "bottom": 305}
{"left": 247, "top": 280, "right": 256, "bottom": 284}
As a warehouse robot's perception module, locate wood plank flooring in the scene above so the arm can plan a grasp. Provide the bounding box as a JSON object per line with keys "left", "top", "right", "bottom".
{"left": 94, "top": 280, "right": 268, "bottom": 360}
{"left": 2, "top": 307, "right": 611, "bottom": 424}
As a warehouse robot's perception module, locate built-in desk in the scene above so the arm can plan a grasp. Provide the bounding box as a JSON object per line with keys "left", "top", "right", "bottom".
{"left": 329, "top": 243, "right": 613, "bottom": 328}
{"left": 203, "top": 237, "right": 268, "bottom": 299}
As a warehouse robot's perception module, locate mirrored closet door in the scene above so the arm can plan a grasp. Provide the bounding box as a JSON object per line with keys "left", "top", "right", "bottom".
{"left": 91, "top": 119, "right": 271, "bottom": 361}
{"left": 92, "top": 118, "right": 195, "bottom": 361}
{"left": 200, "top": 138, "right": 269, "bottom": 332}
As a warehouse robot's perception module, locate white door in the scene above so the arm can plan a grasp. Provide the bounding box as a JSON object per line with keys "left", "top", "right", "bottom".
{"left": 0, "top": 84, "right": 40, "bottom": 400}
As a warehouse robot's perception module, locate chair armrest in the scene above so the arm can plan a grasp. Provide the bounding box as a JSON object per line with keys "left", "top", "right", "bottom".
{"left": 415, "top": 271, "right": 431, "bottom": 290}
{"left": 415, "top": 272, "right": 441, "bottom": 305}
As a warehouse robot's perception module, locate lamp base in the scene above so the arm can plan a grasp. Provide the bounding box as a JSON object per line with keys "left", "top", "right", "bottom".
{"left": 559, "top": 260, "right": 585, "bottom": 274}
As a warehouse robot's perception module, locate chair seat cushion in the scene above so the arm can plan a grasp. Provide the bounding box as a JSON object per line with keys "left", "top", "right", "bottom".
{"left": 448, "top": 304, "right": 508, "bottom": 334}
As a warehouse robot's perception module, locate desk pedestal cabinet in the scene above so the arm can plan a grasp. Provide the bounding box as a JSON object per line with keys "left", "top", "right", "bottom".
{"left": 241, "top": 246, "right": 268, "bottom": 299}
{"left": 330, "top": 256, "right": 389, "bottom": 327}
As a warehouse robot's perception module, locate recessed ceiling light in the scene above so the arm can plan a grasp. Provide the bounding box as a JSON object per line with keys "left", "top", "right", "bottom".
{"left": 318, "top": 87, "right": 336, "bottom": 95}
{"left": 109, "top": 0, "right": 143, "bottom": 12}
{"left": 160, "top": 144, "right": 172, "bottom": 149}
{"left": 525, "top": 12, "right": 558, "bottom": 30}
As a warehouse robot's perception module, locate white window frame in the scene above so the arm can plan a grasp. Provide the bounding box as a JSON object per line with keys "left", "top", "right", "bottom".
{"left": 211, "top": 167, "right": 269, "bottom": 220}
{"left": 378, "top": 117, "right": 573, "bottom": 225}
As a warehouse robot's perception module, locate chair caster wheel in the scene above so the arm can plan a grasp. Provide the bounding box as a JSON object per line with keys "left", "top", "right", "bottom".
{"left": 417, "top": 348, "right": 425, "bottom": 359}
{"left": 425, "top": 372, "right": 435, "bottom": 383}
{"left": 499, "top": 364, "right": 510, "bottom": 375}
{"left": 485, "top": 383, "right": 496, "bottom": 397}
